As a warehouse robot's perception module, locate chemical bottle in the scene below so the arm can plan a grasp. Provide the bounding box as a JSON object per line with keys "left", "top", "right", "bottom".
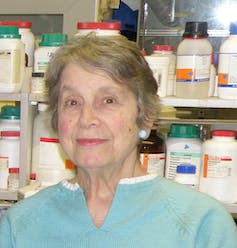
{"left": 31, "top": 72, "right": 47, "bottom": 94}
{"left": 0, "top": 20, "right": 35, "bottom": 67}
{"left": 199, "top": 129, "right": 237, "bottom": 203}
{"left": 218, "top": 22, "right": 237, "bottom": 99}
{"left": 174, "top": 164, "right": 199, "bottom": 189}
{"left": 175, "top": 22, "right": 213, "bottom": 98}
{"left": 31, "top": 103, "right": 75, "bottom": 186}
{"left": 0, "top": 105, "right": 20, "bottom": 132}
{"left": 34, "top": 33, "right": 68, "bottom": 73}
{"left": 18, "top": 21, "right": 35, "bottom": 67}
{"left": 0, "top": 25, "right": 25, "bottom": 93}
{"left": 76, "top": 21, "right": 121, "bottom": 36}
{"left": 8, "top": 167, "right": 20, "bottom": 191}
{"left": 140, "top": 129, "right": 165, "bottom": 176}
{"left": 151, "top": 44, "right": 176, "bottom": 96}
{"left": 165, "top": 124, "right": 202, "bottom": 180}
{"left": 0, "top": 131, "right": 20, "bottom": 169}
{"left": 144, "top": 55, "right": 169, "bottom": 97}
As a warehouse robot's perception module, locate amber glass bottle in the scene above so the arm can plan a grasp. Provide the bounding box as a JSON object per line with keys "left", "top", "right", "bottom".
{"left": 139, "top": 129, "right": 165, "bottom": 176}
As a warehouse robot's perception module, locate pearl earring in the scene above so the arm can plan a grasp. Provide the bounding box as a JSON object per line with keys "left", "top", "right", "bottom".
{"left": 138, "top": 130, "right": 148, "bottom": 140}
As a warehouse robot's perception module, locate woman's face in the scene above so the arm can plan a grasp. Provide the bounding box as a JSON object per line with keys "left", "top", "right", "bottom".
{"left": 57, "top": 63, "right": 140, "bottom": 171}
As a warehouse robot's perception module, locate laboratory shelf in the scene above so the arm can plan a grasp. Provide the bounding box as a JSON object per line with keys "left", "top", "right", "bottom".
{"left": 160, "top": 96, "right": 237, "bottom": 109}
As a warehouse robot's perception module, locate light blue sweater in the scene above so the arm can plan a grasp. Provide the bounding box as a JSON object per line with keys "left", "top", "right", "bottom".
{"left": 0, "top": 175, "right": 237, "bottom": 248}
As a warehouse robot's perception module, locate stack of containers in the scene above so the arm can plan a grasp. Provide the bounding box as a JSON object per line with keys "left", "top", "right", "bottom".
{"left": 31, "top": 103, "right": 75, "bottom": 186}
{"left": 0, "top": 105, "right": 20, "bottom": 190}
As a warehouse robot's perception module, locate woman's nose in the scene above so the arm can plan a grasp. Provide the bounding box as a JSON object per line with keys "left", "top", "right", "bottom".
{"left": 78, "top": 104, "right": 100, "bottom": 128}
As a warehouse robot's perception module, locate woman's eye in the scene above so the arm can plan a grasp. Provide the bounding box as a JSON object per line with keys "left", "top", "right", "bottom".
{"left": 65, "top": 99, "right": 79, "bottom": 106}
{"left": 103, "top": 98, "right": 116, "bottom": 104}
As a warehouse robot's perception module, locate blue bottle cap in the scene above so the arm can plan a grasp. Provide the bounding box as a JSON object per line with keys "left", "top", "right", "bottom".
{"left": 176, "top": 164, "right": 196, "bottom": 174}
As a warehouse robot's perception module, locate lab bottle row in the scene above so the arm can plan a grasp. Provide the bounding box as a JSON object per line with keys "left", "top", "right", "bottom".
{"left": 145, "top": 21, "right": 237, "bottom": 100}
{"left": 140, "top": 123, "right": 237, "bottom": 204}
{"left": 0, "top": 20, "right": 121, "bottom": 95}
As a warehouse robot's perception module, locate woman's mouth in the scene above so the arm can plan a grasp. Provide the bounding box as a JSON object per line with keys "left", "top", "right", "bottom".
{"left": 76, "top": 138, "right": 107, "bottom": 146}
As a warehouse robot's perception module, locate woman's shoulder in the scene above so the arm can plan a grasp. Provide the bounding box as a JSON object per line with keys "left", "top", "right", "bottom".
{"left": 153, "top": 176, "right": 233, "bottom": 223}
{"left": 4, "top": 183, "right": 64, "bottom": 220}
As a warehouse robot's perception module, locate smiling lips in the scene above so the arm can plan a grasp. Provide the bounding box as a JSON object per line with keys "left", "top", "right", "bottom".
{"left": 76, "top": 138, "right": 107, "bottom": 146}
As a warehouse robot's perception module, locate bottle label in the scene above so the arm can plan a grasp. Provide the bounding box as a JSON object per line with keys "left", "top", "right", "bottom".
{"left": 140, "top": 153, "right": 165, "bottom": 176}
{"left": 39, "top": 137, "right": 69, "bottom": 170}
{"left": 202, "top": 154, "right": 232, "bottom": 178}
{"left": 0, "top": 49, "right": 21, "bottom": 84}
{"left": 176, "top": 55, "right": 211, "bottom": 83}
{"left": 218, "top": 54, "right": 237, "bottom": 88}
{"left": 165, "top": 151, "right": 201, "bottom": 180}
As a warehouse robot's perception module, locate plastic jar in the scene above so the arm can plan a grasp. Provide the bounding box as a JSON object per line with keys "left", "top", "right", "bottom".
{"left": 199, "top": 129, "right": 237, "bottom": 203}
{"left": 31, "top": 103, "right": 75, "bottom": 186}
{"left": 0, "top": 105, "right": 20, "bottom": 132}
{"left": 165, "top": 124, "right": 202, "bottom": 180}
{"left": 76, "top": 21, "right": 121, "bottom": 36}
{"left": 151, "top": 44, "right": 176, "bottom": 96}
{"left": 174, "top": 164, "right": 199, "bottom": 189}
{"left": 0, "top": 25, "right": 25, "bottom": 93}
{"left": 0, "top": 131, "right": 20, "bottom": 169}
{"left": 34, "top": 33, "right": 68, "bottom": 73}
{"left": 144, "top": 55, "right": 169, "bottom": 97}
{"left": 175, "top": 22, "right": 213, "bottom": 98}
{"left": 218, "top": 22, "right": 237, "bottom": 99}
{"left": 0, "top": 20, "right": 35, "bottom": 67}
{"left": 140, "top": 129, "right": 165, "bottom": 176}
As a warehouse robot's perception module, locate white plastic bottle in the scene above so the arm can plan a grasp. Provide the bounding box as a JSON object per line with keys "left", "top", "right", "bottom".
{"left": 0, "top": 20, "right": 35, "bottom": 67}
{"left": 18, "top": 21, "right": 35, "bottom": 67}
{"left": 31, "top": 103, "right": 75, "bottom": 186}
{"left": 0, "top": 25, "right": 25, "bottom": 93}
{"left": 76, "top": 21, "right": 121, "bottom": 36}
{"left": 165, "top": 124, "right": 202, "bottom": 180}
{"left": 0, "top": 130, "right": 20, "bottom": 169}
{"left": 174, "top": 164, "right": 199, "bottom": 189}
{"left": 199, "top": 129, "right": 237, "bottom": 203}
{"left": 144, "top": 55, "right": 169, "bottom": 97}
{"left": 218, "top": 22, "right": 237, "bottom": 99}
{"left": 151, "top": 44, "right": 176, "bottom": 96}
{"left": 175, "top": 22, "right": 213, "bottom": 98}
{"left": 34, "top": 33, "right": 68, "bottom": 73}
{"left": 0, "top": 105, "right": 20, "bottom": 132}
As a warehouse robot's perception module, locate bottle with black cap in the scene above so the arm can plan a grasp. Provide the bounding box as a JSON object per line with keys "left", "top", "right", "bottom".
{"left": 175, "top": 21, "right": 213, "bottom": 99}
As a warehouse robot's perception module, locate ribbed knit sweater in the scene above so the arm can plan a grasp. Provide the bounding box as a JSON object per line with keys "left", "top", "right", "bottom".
{"left": 0, "top": 175, "right": 237, "bottom": 248}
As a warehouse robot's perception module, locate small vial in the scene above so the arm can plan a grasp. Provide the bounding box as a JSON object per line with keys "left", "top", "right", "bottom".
{"left": 8, "top": 167, "right": 20, "bottom": 191}
{"left": 29, "top": 172, "right": 37, "bottom": 184}
{"left": 174, "top": 164, "right": 199, "bottom": 189}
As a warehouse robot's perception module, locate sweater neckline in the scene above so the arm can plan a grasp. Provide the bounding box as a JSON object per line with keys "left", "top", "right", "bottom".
{"left": 61, "top": 173, "right": 159, "bottom": 192}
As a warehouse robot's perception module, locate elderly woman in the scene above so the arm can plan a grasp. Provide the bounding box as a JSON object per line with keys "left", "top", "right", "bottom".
{"left": 0, "top": 34, "right": 237, "bottom": 248}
